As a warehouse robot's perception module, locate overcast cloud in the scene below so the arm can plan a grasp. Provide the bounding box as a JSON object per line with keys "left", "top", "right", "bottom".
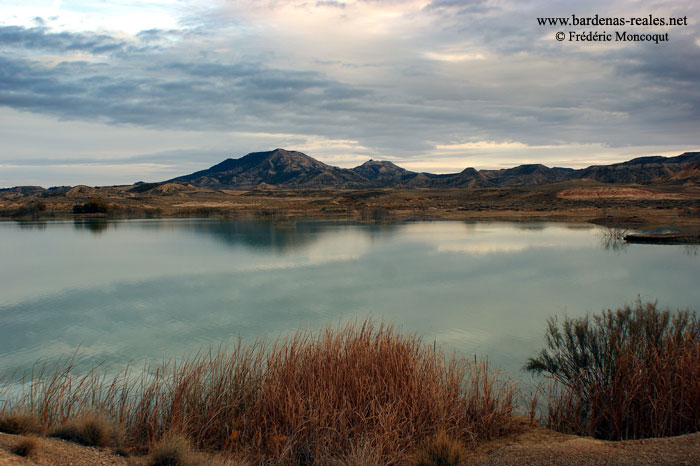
{"left": 1, "top": 0, "right": 699, "bottom": 186}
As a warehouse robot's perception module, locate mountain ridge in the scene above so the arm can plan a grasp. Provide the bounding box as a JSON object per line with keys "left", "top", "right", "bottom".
{"left": 166, "top": 149, "right": 700, "bottom": 190}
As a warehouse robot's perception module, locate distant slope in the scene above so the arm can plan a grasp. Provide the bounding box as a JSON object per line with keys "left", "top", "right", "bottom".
{"left": 167, "top": 150, "right": 700, "bottom": 190}
{"left": 575, "top": 152, "right": 700, "bottom": 184}
{"left": 654, "top": 161, "right": 700, "bottom": 186}
{"left": 480, "top": 164, "right": 575, "bottom": 187}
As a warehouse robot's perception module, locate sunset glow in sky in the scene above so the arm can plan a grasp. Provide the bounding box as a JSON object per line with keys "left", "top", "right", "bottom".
{"left": 1, "top": 0, "right": 699, "bottom": 186}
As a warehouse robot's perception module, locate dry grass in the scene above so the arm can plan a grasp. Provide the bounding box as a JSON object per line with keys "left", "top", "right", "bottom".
{"left": 410, "top": 430, "right": 467, "bottom": 466}
{"left": 147, "top": 433, "right": 195, "bottom": 466}
{"left": 0, "top": 412, "right": 44, "bottom": 435}
{"left": 50, "top": 412, "right": 119, "bottom": 447}
{"left": 0, "top": 320, "right": 516, "bottom": 465}
{"left": 527, "top": 300, "right": 700, "bottom": 440}
{"left": 11, "top": 436, "right": 40, "bottom": 459}
{"left": 326, "top": 440, "right": 384, "bottom": 466}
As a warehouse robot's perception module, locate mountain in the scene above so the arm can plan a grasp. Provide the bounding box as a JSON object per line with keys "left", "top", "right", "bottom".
{"left": 167, "top": 149, "right": 700, "bottom": 190}
{"left": 170, "top": 149, "right": 369, "bottom": 189}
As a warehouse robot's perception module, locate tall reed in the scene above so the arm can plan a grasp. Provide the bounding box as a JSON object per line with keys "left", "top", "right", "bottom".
{"left": 1, "top": 320, "right": 516, "bottom": 464}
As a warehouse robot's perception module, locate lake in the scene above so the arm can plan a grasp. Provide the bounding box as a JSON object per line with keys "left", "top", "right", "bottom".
{"left": 1, "top": 218, "right": 699, "bottom": 387}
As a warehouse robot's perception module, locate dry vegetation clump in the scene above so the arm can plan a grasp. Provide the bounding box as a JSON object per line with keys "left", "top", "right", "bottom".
{"left": 11, "top": 435, "right": 40, "bottom": 459}
{"left": 410, "top": 430, "right": 466, "bottom": 466}
{"left": 526, "top": 299, "right": 700, "bottom": 440}
{"left": 0, "top": 412, "right": 44, "bottom": 435}
{"left": 0, "top": 320, "right": 516, "bottom": 465}
{"left": 50, "top": 412, "right": 119, "bottom": 447}
{"left": 147, "top": 433, "right": 196, "bottom": 466}
{"left": 72, "top": 197, "right": 110, "bottom": 214}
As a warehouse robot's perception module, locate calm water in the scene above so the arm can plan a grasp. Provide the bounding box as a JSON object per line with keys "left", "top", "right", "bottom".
{"left": 1, "top": 219, "right": 699, "bottom": 385}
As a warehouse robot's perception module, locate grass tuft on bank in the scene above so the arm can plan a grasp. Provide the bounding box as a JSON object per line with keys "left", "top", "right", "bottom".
{"left": 0, "top": 412, "right": 44, "bottom": 436}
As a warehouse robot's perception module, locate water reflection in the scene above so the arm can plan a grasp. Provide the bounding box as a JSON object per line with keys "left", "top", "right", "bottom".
{"left": 187, "top": 219, "right": 398, "bottom": 252}
{"left": 73, "top": 219, "right": 110, "bottom": 234}
{"left": 600, "top": 226, "right": 629, "bottom": 253}
{"left": 15, "top": 220, "right": 48, "bottom": 231}
{"left": 65, "top": 218, "right": 402, "bottom": 253}
{"left": 1, "top": 219, "right": 699, "bottom": 386}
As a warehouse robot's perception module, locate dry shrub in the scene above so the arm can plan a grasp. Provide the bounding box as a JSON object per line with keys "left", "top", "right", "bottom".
{"left": 148, "top": 433, "right": 195, "bottom": 466}
{"left": 411, "top": 430, "right": 466, "bottom": 466}
{"left": 0, "top": 320, "right": 516, "bottom": 464}
{"left": 12, "top": 436, "right": 40, "bottom": 459}
{"left": 0, "top": 412, "right": 44, "bottom": 435}
{"left": 526, "top": 300, "right": 700, "bottom": 440}
{"left": 50, "top": 413, "right": 117, "bottom": 447}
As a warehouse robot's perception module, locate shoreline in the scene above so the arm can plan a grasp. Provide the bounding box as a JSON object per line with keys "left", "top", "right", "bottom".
{"left": 2, "top": 182, "right": 700, "bottom": 232}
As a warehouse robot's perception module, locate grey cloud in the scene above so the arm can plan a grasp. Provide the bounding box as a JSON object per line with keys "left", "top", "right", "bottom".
{"left": 0, "top": 26, "right": 127, "bottom": 54}
{"left": 0, "top": 28, "right": 373, "bottom": 136}
{"left": 1, "top": 8, "right": 700, "bottom": 163}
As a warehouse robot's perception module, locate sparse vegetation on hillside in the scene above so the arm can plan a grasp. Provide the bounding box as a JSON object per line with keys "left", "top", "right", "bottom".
{"left": 526, "top": 300, "right": 700, "bottom": 440}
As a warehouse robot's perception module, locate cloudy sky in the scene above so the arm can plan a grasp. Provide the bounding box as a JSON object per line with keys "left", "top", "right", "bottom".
{"left": 1, "top": 0, "right": 699, "bottom": 187}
